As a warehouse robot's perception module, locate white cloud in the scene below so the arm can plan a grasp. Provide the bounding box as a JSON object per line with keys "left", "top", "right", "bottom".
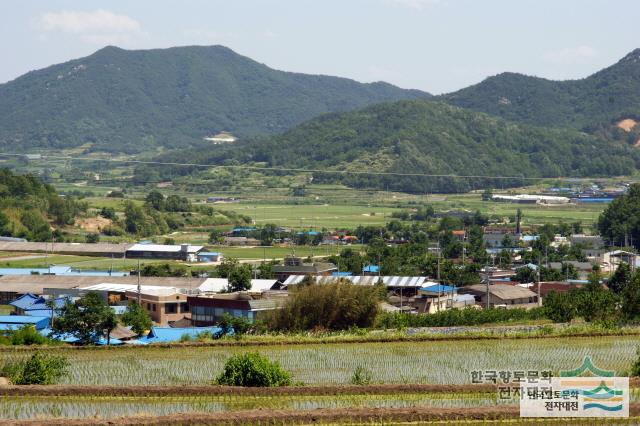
{"left": 543, "top": 46, "right": 598, "bottom": 64}
{"left": 384, "top": 0, "right": 441, "bottom": 10}
{"left": 35, "top": 10, "right": 143, "bottom": 44}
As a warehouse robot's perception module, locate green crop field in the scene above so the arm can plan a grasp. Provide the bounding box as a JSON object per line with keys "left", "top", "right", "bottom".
{"left": 208, "top": 244, "right": 353, "bottom": 260}
{"left": 0, "top": 392, "right": 505, "bottom": 420}
{"left": 433, "top": 194, "right": 607, "bottom": 226}
{"left": 2, "top": 336, "right": 636, "bottom": 386}
{"left": 212, "top": 202, "right": 401, "bottom": 229}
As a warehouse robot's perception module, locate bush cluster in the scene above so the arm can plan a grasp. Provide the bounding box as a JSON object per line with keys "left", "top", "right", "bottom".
{"left": 215, "top": 352, "right": 291, "bottom": 387}
{"left": 2, "top": 352, "right": 69, "bottom": 385}
{"left": 376, "top": 307, "right": 546, "bottom": 329}
{"left": 267, "top": 280, "right": 382, "bottom": 331}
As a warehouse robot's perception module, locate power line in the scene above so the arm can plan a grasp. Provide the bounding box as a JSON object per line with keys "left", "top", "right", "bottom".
{"left": 0, "top": 152, "right": 560, "bottom": 181}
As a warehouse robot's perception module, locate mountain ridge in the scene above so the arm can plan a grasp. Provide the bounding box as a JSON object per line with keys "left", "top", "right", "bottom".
{"left": 153, "top": 98, "right": 639, "bottom": 193}
{"left": 0, "top": 44, "right": 429, "bottom": 153}
{"left": 440, "top": 48, "right": 640, "bottom": 131}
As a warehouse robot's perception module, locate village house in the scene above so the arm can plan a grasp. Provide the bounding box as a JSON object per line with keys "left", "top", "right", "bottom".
{"left": 272, "top": 256, "right": 337, "bottom": 281}
{"left": 188, "top": 292, "right": 286, "bottom": 326}
{"left": 124, "top": 287, "right": 190, "bottom": 325}
{"left": 459, "top": 284, "right": 538, "bottom": 309}
{"left": 125, "top": 243, "right": 204, "bottom": 262}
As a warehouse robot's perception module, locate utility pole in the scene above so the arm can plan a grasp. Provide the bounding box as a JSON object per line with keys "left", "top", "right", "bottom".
{"left": 537, "top": 256, "right": 542, "bottom": 307}
{"left": 437, "top": 242, "right": 441, "bottom": 312}
{"left": 485, "top": 265, "right": 490, "bottom": 310}
{"left": 137, "top": 259, "right": 141, "bottom": 306}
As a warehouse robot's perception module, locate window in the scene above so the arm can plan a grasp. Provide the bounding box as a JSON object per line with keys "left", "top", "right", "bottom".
{"left": 181, "top": 303, "right": 189, "bottom": 312}
{"left": 152, "top": 304, "right": 156, "bottom": 312}
{"left": 166, "top": 303, "right": 177, "bottom": 314}
{"left": 146, "top": 303, "right": 151, "bottom": 311}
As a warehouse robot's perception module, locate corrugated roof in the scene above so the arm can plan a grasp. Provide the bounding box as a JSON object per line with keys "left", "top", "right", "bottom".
{"left": 0, "top": 316, "right": 49, "bottom": 330}
{"left": 0, "top": 275, "right": 207, "bottom": 294}
{"left": 0, "top": 315, "right": 49, "bottom": 324}
{"left": 198, "top": 278, "right": 278, "bottom": 293}
{"left": 142, "top": 326, "right": 222, "bottom": 343}
{"left": 127, "top": 244, "right": 204, "bottom": 253}
{"left": 0, "top": 242, "right": 130, "bottom": 254}
{"left": 283, "top": 275, "right": 427, "bottom": 288}
{"left": 465, "top": 284, "right": 537, "bottom": 300}
{"left": 9, "top": 293, "right": 40, "bottom": 310}
{"left": 420, "top": 284, "right": 456, "bottom": 293}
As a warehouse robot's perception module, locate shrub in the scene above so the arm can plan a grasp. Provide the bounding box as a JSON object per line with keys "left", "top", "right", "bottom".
{"left": 215, "top": 352, "right": 291, "bottom": 387}
{"left": 85, "top": 233, "right": 100, "bottom": 243}
{"left": 218, "top": 313, "right": 252, "bottom": 338}
{"left": 2, "top": 352, "right": 69, "bottom": 384}
{"left": 268, "top": 279, "right": 381, "bottom": 331}
{"left": 350, "top": 366, "right": 373, "bottom": 385}
{"left": 11, "top": 325, "right": 48, "bottom": 345}
{"left": 376, "top": 307, "right": 546, "bottom": 329}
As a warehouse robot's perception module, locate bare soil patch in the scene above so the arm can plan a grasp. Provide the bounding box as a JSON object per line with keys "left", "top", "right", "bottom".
{"left": 617, "top": 118, "right": 637, "bottom": 132}
{"left": 75, "top": 216, "right": 112, "bottom": 232}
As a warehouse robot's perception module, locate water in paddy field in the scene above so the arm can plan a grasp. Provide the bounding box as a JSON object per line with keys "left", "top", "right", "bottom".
{"left": 1, "top": 335, "right": 634, "bottom": 386}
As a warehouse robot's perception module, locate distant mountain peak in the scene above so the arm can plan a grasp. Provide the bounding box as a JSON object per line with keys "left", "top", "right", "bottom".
{"left": 618, "top": 48, "right": 640, "bottom": 64}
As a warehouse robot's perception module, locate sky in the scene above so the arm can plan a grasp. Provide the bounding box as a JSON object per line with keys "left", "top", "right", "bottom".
{"left": 1, "top": 0, "right": 638, "bottom": 94}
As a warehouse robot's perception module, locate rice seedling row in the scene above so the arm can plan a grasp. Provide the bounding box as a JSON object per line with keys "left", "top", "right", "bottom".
{"left": 0, "top": 393, "right": 506, "bottom": 420}
{"left": 0, "top": 336, "right": 636, "bottom": 386}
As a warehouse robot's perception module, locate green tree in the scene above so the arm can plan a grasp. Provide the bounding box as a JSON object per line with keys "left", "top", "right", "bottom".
{"left": 622, "top": 272, "right": 640, "bottom": 320}
{"left": 598, "top": 184, "right": 640, "bottom": 248}
{"left": 121, "top": 301, "right": 153, "bottom": 336}
{"left": 543, "top": 291, "right": 576, "bottom": 323}
{"left": 217, "top": 257, "right": 239, "bottom": 278}
{"left": 228, "top": 264, "right": 252, "bottom": 292}
{"left": 52, "top": 292, "right": 118, "bottom": 344}
{"left": 609, "top": 262, "right": 632, "bottom": 294}
{"left": 145, "top": 190, "right": 165, "bottom": 210}
{"left": 574, "top": 283, "right": 619, "bottom": 324}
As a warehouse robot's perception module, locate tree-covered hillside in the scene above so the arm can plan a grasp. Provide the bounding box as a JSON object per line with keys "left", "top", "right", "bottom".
{"left": 0, "top": 169, "right": 86, "bottom": 241}
{"left": 441, "top": 49, "right": 640, "bottom": 132}
{"left": 156, "top": 100, "right": 639, "bottom": 193}
{"left": 0, "top": 45, "right": 428, "bottom": 154}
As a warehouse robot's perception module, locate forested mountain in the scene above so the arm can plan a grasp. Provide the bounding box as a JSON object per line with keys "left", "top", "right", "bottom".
{"left": 0, "top": 45, "right": 428, "bottom": 153}
{"left": 440, "top": 49, "right": 640, "bottom": 132}
{"left": 155, "top": 100, "right": 639, "bottom": 193}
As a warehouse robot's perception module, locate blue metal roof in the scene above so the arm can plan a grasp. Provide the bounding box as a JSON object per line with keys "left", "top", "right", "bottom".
{"left": 232, "top": 227, "right": 256, "bottom": 232}
{"left": 25, "top": 297, "right": 69, "bottom": 312}
{"left": 142, "top": 326, "right": 223, "bottom": 343}
{"left": 332, "top": 272, "right": 353, "bottom": 277}
{"left": 198, "top": 252, "right": 221, "bottom": 256}
{"left": 9, "top": 293, "right": 40, "bottom": 310}
{"left": 0, "top": 316, "right": 49, "bottom": 331}
{"left": 95, "top": 337, "right": 123, "bottom": 345}
{"left": 363, "top": 265, "right": 380, "bottom": 273}
{"left": 38, "top": 328, "right": 79, "bottom": 343}
{"left": 420, "top": 284, "right": 456, "bottom": 293}
{"left": 23, "top": 309, "right": 55, "bottom": 318}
